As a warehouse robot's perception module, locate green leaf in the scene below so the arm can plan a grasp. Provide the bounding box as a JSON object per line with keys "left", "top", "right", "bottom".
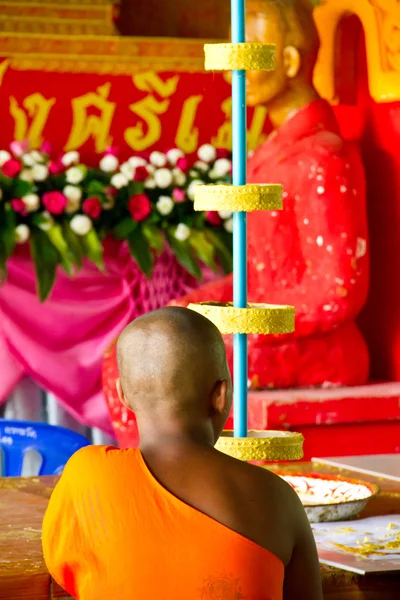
{"left": 166, "top": 230, "right": 202, "bottom": 279}
{"left": 46, "top": 225, "right": 73, "bottom": 275}
{"left": 205, "top": 229, "right": 233, "bottom": 274}
{"left": 127, "top": 226, "right": 153, "bottom": 278}
{"left": 81, "top": 228, "right": 104, "bottom": 271}
{"left": 189, "top": 230, "right": 218, "bottom": 272}
{"left": 142, "top": 223, "right": 164, "bottom": 253}
{"left": 29, "top": 228, "right": 59, "bottom": 302}
{"left": 0, "top": 206, "right": 16, "bottom": 282}
{"left": 113, "top": 217, "right": 137, "bottom": 239}
{"left": 86, "top": 180, "right": 105, "bottom": 197}
{"left": 62, "top": 223, "right": 83, "bottom": 269}
{"left": 12, "top": 179, "right": 33, "bottom": 198}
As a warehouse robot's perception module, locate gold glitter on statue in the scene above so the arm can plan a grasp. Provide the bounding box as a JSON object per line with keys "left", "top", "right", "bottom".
{"left": 194, "top": 183, "right": 283, "bottom": 212}
{"left": 188, "top": 302, "right": 294, "bottom": 335}
{"left": 204, "top": 42, "right": 275, "bottom": 71}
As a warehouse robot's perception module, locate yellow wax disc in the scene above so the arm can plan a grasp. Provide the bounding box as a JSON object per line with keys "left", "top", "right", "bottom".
{"left": 204, "top": 42, "right": 276, "bottom": 71}
{"left": 188, "top": 302, "right": 295, "bottom": 335}
{"left": 194, "top": 183, "right": 283, "bottom": 212}
{"left": 216, "top": 431, "right": 304, "bottom": 462}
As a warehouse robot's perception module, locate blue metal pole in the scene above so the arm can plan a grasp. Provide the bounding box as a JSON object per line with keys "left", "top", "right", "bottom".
{"left": 231, "top": 0, "right": 248, "bottom": 438}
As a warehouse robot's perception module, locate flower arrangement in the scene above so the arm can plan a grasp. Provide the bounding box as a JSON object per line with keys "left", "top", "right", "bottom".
{"left": 0, "top": 142, "right": 233, "bottom": 301}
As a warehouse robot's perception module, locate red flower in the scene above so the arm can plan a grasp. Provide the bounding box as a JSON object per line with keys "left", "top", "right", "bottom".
{"left": 216, "top": 148, "right": 231, "bottom": 159}
{"left": 128, "top": 194, "right": 151, "bottom": 222}
{"left": 173, "top": 188, "right": 186, "bottom": 203}
{"left": 42, "top": 191, "right": 67, "bottom": 215}
{"left": 11, "top": 198, "right": 27, "bottom": 215}
{"left": 2, "top": 159, "right": 21, "bottom": 178}
{"left": 206, "top": 211, "right": 222, "bottom": 226}
{"left": 134, "top": 165, "right": 148, "bottom": 182}
{"left": 83, "top": 196, "right": 102, "bottom": 219}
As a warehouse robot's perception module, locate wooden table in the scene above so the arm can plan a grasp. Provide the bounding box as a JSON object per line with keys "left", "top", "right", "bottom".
{"left": 1, "top": 463, "right": 400, "bottom": 600}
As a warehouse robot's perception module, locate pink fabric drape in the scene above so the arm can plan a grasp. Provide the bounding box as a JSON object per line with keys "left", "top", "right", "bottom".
{"left": 0, "top": 240, "right": 201, "bottom": 434}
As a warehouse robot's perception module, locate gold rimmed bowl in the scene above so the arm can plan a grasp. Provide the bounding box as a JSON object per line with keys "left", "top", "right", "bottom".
{"left": 270, "top": 471, "right": 379, "bottom": 523}
{"left": 215, "top": 430, "right": 304, "bottom": 462}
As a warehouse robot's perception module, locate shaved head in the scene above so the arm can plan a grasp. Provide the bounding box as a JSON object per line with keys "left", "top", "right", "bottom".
{"left": 116, "top": 307, "right": 232, "bottom": 433}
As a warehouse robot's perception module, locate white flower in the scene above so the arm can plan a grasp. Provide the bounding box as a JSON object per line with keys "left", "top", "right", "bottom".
{"left": 166, "top": 148, "right": 184, "bottom": 166}
{"left": 156, "top": 195, "right": 174, "bottom": 216}
{"left": 22, "top": 193, "right": 40, "bottom": 212}
{"left": 154, "top": 168, "right": 173, "bottom": 189}
{"left": 99, "top": 154, "right": 119, "bottom": 173}
{"left": 194, "top": 161, "right": 209, "bottom": 173}
{"left": 146, "top": 164, "right": 155, "bottom": 175}
{"left": 20, "top": 169, "right": 34, "bottom": 183}
{"left": 175, "top": 223, "right": 191, "bottom": 242}
{"left": 70, "top": 214, "right": 92, "bottom": 236}
{"left": 0, "top": 150, "right": 11, "bottom": 166}
{"left": 15, "top": 224, "right": 30, "bottom": 244}
{"left": 111, "top": 173, "right": 128, "bottom": 189}
{"left": 61, "top": 151, "right": 80, "bottom": 167}
{"left": 144, "top": 177, "right": 156, "bottom": 189}
{"left": 66, "top": 166, "right": 84, "bottom": 184}
{"left": 224, "top": 218, "right": 233, "bottom": 233}
{"left": 208, "top": 169, "right": 218, "bottom": 180}
{"left": 187, "top": 179, "right": 203, "bottom": 200}
{"left": 213, "top": 158, "right": 231, "bottom": 177}
{"left": 150, "top": 151, "right": 167, "bottom": 168}
{"left": 172, "top": 168, "right": 186, "bottom": 186}
{"left": 218, "top": 210, "right": 232, "bottom": 220}
{"left": 38, "top": 211, "right": 53, "bottom": 232}
{"left": 128, "top": 156, "right": 147, "bottom": 168}
{"left": 32, "top": 164, "right": 48, "bottom": 181}
{"left": 30, "top": 150, "right": 43, "bottom": 163}
{"left": 189, "top": 170, "right": 199, "bottom": 178}
{"left": 22, "top": 153, "right": 35, "bottom": 167}
{"left": 120, "top": 162, "right": 135, "bottom": 179}
{"left": 63, "top": 185, "right": 82, "bottom": 202}
{"left": 197, "top": 144, "right": 217, "bottom": 163}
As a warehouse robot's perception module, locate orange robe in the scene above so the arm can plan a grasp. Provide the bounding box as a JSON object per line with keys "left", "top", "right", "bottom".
{"left": 42, "top": 446, "right": 284, "bottom": 600}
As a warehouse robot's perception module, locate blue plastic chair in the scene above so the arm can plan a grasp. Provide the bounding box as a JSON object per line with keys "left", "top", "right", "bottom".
{"left": 0, "top": 419, "right": 90, "bottom": 477}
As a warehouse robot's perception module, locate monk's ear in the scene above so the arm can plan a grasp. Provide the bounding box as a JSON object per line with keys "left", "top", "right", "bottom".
{"left": 283, "top": 45, "right": 301, "bottom": 78}
{"left": 211, "top": 380, "right": 229, "bottom": 416}
{"left": 116, "top": 378, "right": 128, "bottom": 409}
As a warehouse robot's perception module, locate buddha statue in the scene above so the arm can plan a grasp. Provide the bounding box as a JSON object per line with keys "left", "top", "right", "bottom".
{"left": 172, "top": 0, "right": 370, "bottom": 390}
{"left": 102, "top": 0, "right": 370, "bottom": 446}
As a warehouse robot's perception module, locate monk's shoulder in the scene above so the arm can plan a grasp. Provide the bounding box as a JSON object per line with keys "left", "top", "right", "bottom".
{"left": 61, "top": 445, "right": 131, "bottom": 483}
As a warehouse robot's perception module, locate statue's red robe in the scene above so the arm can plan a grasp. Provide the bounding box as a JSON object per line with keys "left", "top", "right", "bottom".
{"left": 173, "top": 99, "right": 370, "bottom": 388}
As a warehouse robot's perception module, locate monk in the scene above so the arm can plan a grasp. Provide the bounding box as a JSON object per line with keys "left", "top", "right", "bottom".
{"left": 42, "top": 307, "right": 322, "bottom": 600}
{"left": 172, "top": 0, "right": 370, "bottom": 389}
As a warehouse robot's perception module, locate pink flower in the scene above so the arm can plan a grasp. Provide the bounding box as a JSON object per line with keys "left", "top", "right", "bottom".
{"left": 10, "top": 140, "right": 29, "bottom": 157}
{"left": 42, "top": 191, "right": 67, "bottom": 215}
{"left": 11, "top": 198, "right": 27, "bottom": 215}
{"left": 105, "top": 145, "right": 119, "bottom": 157}
{"left": 128, "top": 194, "right": 151, "bottom": 221}
{"left": 2, "top": 159, "right": 22, "bottom": 178}
{"left": 41, "top": 141, "right": 52, "bottom": 155}
{"left": 133, "top": 165, "right": 148, "bottom": 182}
{"left": 206, "top": 211, "right": 222, "bottom": 226}
{"left": 83, "top": 196, "right": 102, "bottom": 219}
{"left": 49, "top": 160, "right": 63, "bottom": 175}
{"left": 216, "top": 148, "right": 231, "bottom": 159}
{"left": 173, "top": 188, "right": 186, "bottom": 203}
{"left": 176, "top": 157, "right": 190, "bottom": 172}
